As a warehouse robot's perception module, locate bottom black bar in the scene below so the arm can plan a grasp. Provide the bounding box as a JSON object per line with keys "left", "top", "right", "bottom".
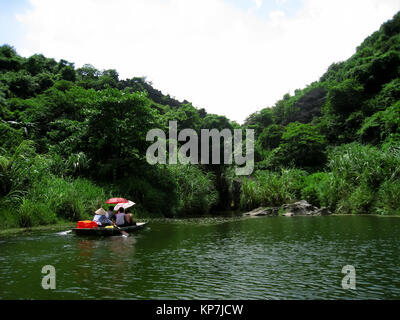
{"left": 1, "top": 300, "right": 397, "bottom": 319}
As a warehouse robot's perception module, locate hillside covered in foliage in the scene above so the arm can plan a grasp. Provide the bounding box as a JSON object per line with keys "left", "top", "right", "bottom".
{"left": 0, "top": 45, "right": 240, "bottom": 228}
{"left": 242, "top": 11, "right": 400, "bottom": 215}
{"left": 1, "top": 11, "right": 400, "bottom": 229}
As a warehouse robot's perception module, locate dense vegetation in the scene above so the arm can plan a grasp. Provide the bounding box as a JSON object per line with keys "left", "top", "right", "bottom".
{"left": 0, "top": 48, "right": 231, "bottom": 228}
{"left": 243, "top": 11, "right": 400, "bottom": 215}
{"left": 1, "top": 11, "right": 400, "bottom": 229}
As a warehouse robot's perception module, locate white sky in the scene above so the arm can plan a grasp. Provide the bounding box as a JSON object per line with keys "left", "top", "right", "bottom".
{"left": 13, "top": 0, "right": 400, "bottom": 123}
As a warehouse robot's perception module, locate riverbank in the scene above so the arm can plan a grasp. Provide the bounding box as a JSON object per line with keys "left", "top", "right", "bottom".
{"left": 2, "top": 212, "right": 399, "bottom": 238}
{"left": 0, "top": 222, "right": 75, "bottom": 237}
{"left": 0, "top": 215, "right": 235, "bottom": 237}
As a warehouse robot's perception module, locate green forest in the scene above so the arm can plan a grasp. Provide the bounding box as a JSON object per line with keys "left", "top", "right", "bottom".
{"left": 1, "top": 12, "right": 400, "bottom": 229}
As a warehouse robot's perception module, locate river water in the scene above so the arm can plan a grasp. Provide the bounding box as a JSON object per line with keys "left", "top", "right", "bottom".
{"left": 0, "top": 216, "right": 399, "bottom": 299}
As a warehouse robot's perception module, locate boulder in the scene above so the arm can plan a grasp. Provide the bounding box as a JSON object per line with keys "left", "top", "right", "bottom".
{"left": 243, "top": 201, "right": 332, "bottom": 217}
{"left": 313, "top": 207, "right": 331, "bottom": 216}
{"left": 244, "top": 207, "right": 279, "bottom": 217}
{"left": 281, "top": 200, "right": 331, "bottom": 217}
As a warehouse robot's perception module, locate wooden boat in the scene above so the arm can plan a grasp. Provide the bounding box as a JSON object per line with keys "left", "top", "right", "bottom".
{"left": 72, "top": 222, "right": 148, "bottom": 236}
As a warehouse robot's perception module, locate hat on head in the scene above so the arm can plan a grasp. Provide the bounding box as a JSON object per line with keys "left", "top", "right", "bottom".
{"left": 95, "top": 208, "right": 106, "bottom": 215}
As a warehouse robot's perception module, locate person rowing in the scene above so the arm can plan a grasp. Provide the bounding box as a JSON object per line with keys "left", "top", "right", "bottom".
{"left": 93, "top": 208, "right": 113, "bottom": 227}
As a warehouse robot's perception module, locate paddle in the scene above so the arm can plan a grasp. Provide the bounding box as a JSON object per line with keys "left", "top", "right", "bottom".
{"left": 56, "top": 230, "right": 72, "bottom": 235}
{"left": 113, "top": 223, "right": 128, "bottom": 237}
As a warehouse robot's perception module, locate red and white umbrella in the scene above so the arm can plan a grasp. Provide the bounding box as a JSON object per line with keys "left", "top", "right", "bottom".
{"left": 114, "top": 200, "right": 136, "bottom": 211}
{"left": 105, "top": 197, "right": 128, "bottom": 204}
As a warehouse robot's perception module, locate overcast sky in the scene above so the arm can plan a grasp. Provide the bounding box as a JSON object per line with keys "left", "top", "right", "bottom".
{"left": 1, "top": 0, "right": 400, "bottom": 123}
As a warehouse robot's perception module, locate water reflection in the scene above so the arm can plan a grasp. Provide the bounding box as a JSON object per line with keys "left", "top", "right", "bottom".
{"left": 109, "top": 236, "right": 136, "bottom": 257}
{"left": 72, "top": 236, "right": 137, "bottom": 292}
{"left": 75, "top": 236, "right": 137, "bottom": 259}
{"left": 1, "top": 216, "right": 400, "bottom": 299}
{"left": 77, "top": 239, "right": 96, "bottom": 258}
{"left": 108, "top": 237, "right": 137, "bottom": 279}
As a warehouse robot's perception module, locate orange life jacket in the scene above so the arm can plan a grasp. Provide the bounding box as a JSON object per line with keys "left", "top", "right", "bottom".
{"left": 76, "top": 220, "right": 99, "bottom": 229}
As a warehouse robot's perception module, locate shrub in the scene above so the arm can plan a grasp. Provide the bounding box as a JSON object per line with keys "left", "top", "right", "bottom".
{"left": 328, "top": 143, "right": 400, "bottom": 190}
{"left": 167, "top": 164, "right": 218, "bottom": 216}
{"left": 0, "top": 122, "right": 24, "bottom": 153}
{"left": 375, "top": 179, "right": 400, "bottom": 215}
{"left": 301, "top": 172, "right": 333, "bottom": 207}
{"left": 342, "top": 185, "right": 375, "bottom": 214}
{"left": 358, "top": 100, "right": 400, "bottom": 144}
{"left": 257, "top": 124, "right": 284, "bottom": 150}
{"left": 0, "top": 140, "right": 52, "bottom": 202}
{"left": 29, "top": 176, "right": 105, "bottom": 221}
{"left": 0, "top": 206, "right": 18, "bottom": 229}
{"left": 240, "top": 169, "right": 307, "bottom": 210}
{"left": 326, "top": 143, "right": 400, "bottom": 214}
{"left": 275, "top": 122, "right": 327, "bottom": 168}
{"left": 326, "top": 78, "right": 364, "bottom": 115}
{"left": 120, "top": 176, "right": 172, "bottom": 217}
{"left": 17, "top": 199, "right": 57, "bottom": 228}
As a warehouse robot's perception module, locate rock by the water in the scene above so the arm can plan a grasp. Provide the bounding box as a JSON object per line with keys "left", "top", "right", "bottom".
{"left": 313, "top": 207, "right": 331, "bottom": 216}
{"left": 243, "top": 200, "right": 331, "bottom": 217}
{"left": 282, "top": 200, "right": 331, "bottom": 217}
{"left": 244, "top": 207, "right": 279, "bottom": 217}
{"left": 283, "top": 212, "right": 294, "bottom": 217}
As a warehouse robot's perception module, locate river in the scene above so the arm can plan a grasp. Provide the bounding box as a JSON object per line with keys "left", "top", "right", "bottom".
{"left": 0, "top": 215, "right": 399, "bottom": 299}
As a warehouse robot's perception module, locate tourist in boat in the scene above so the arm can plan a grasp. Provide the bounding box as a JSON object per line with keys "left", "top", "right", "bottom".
{"left": 125, "top": 209, "right": 136, "bottom": 226}
{"left": 106, "top": 206, "right": 115, "bottom": 221}
{"left": 115, "top": 207, "right": 127, "bottom": 227}
{"left": 93, "top": 208, "right": 113, "bottom": 227}
{"left": 115, "top": 207, "right": 135, "bottom": 227}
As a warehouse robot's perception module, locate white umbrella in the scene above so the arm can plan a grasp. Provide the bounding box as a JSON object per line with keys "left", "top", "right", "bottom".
{"left": 114, "top": 200, "right": 135, "bottom": 211}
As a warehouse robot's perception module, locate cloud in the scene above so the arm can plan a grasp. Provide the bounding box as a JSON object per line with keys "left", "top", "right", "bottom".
{"left": 254, "top": 0, "right": 263, "bottom": 9}
{"left": 15, "top": 0, "right": 400, "bottom": 123}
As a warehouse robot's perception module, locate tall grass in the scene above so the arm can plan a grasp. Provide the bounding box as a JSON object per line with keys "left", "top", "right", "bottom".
{"left": 0, "top": 206, "right": 19, "bottom": 229}
{"left": 326, "top": 143, "right": 400, "bottom": 214}
{"left": 240, "top": 169, "right": 307, "bottom": 210}
{"left": 375, "top": 179, "right": 400, "bottom": 215}
{"left": 28, "top": 177, "right": 105, "bottom": 221}
{"left": 240, "top": 143, "right": 400, "bottom": 215}
{"left": 0, "top": 177, "right": 106, "bottom": 229}
{"left": 301, "top": 172, "right": 334, "bottom": 207}
{"left": 0, "top": 141, "right": 106, "bottom": 228}
{"left": 168, "top": 164, "right": 219, "bottom": 216}
{"left": 0, "top": 140, "right": 48, "bottom": 203}
{"left": 115, "top": 175, "right": 175, "bottom": 217}
{"left": 17, "top": 199, "right": 58, "bottom": 228}
{"left": 98, "top": 164, "right": 219, "bottom": 217}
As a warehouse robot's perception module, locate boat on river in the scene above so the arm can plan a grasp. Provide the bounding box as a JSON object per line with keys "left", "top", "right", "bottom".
{"left": 72, "top": 222, "right": 148, "bottom": 236}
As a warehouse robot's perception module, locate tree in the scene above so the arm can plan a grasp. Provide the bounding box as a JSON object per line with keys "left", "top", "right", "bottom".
{"left": 0, "top": 122, "right": 24, "bottom": 153}
{"left": 244, "top": 108, "right": 274, "bottom": 136}
{"left": 326, "top": 79, "right": 364, "bottom": 115}
{"left": 60, "top": 66, "right": 76, "bottom": 82}
{"left": 358, "top": 100, "right": 400, "bottom": 144}
{"left": 84, "top": 89, "right": 158, "bottom": 180}
{"left": 276, "top": 122, "right": 327, "bottom": 168}
{"left": 23, "top": 54, "right": 57, "bottom": 76}
{"left": 1, "top": 71, "right": 39, "bottom": 98}
{"left": 257, "top": 124, "right": 284, "bottom": 150}
{"left": 0, "top": 45, "right": 22, "bottom": 72}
